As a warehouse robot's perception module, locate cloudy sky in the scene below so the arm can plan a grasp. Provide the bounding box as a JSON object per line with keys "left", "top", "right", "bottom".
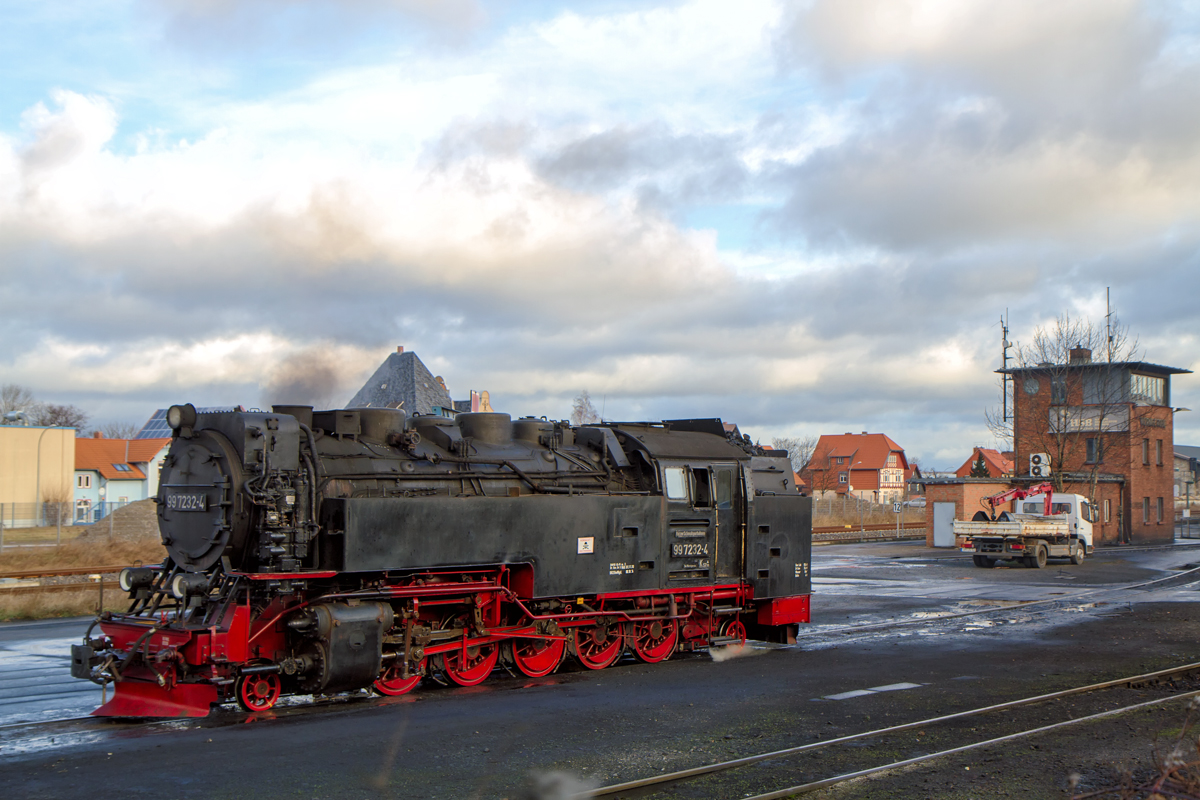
{"left": 2, "top": 0, "right": 1198, "bottom": 467}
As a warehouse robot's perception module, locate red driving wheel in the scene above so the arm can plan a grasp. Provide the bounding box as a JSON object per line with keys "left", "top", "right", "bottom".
{"left": 574, "top": 623, "right": 624, "bottom": 670}
{"left": 441, "top": 640, "right": 499, "bottom": 687}
{"left": 511, "top": 636, "right": 566, "bottom": 678}
{"left": 630, "top": 618, "right": 678, "bottom": 663}
{"left": 236, "top": 672, "right": 282, "bottom": 712}
{"left": 373, "top": 658, "right": 426, "bottom": 697}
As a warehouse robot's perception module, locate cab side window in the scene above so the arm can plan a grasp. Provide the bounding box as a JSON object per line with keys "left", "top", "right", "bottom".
{"left": 715, "top": 469, "right": 733, "bottom": 510}
{"left": 664, "top": 467, "right": 688, "bottom": 501}
{"left": 691, "top": 468, "right": 712, "bottom": 508}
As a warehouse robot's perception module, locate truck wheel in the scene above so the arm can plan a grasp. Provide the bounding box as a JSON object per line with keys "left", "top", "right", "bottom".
{"left": 1032, "top": 544, "right": 1048, "bottom": 569}
{"left": 972, "top": 555, "right": 995, "bottom": 568}
{"left": 1071, "top": 546, "right": 1085, "bottom": 566}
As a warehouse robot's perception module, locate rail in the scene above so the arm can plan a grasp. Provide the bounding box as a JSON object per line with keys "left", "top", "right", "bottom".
{"left": 811, "top": 521, "right": 924, "bottom": 534}
{"left": 582, "top": 661, "right": 1200, "bottom": 799}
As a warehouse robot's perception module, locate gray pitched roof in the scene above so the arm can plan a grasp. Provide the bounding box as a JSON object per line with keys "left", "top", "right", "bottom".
{"left": 347, "top": 351, "right": 453, "bottom": 415}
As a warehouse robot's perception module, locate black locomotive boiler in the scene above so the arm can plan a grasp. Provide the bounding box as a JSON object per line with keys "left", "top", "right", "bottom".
{"left": 73, "top": 405, "right": 811, "bottom": 716}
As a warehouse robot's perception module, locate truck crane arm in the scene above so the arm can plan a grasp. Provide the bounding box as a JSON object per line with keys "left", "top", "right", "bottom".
{"left": 982, "top": 482, "right": 1055, "bottom": 520}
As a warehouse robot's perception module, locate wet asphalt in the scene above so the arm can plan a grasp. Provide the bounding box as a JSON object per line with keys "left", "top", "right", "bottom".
{"left": 2, "top": 540, "right": 1200, "bottom": 798}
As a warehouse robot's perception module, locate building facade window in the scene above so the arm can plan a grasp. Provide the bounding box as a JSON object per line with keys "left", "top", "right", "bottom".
{"left": 1104, "top": 499, "right": 1111, "bottom": 523}
{"left": 838, "top": 472, "right": 848, "bottom": 484}
{"left": 1156, "top": 439, "right": 1163, "bottom": 466}
{"left": 1143, "top": 497, "right": 1150, "bottom": 524}
{"left": 836, "top": 457, "right": 844, "bottom": 465}
{"left": 1086, "top": 438, "right": 1102, "bottom": 463}
{"left": 1143, "top": 439, "right": 1150, "bottom": 465}
{"left": 1157, "top": 497, "right": 1164, "bottom": 522}
{"left": 886, "top": 454, "right": 898, "bottom": 466}
{"left": 76, "top": 474, "right": 92, "bottom": 489}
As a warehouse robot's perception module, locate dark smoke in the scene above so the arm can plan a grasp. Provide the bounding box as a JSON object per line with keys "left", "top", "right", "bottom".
{"left": 260, "top": 347, "right": 347, "bottom": 410}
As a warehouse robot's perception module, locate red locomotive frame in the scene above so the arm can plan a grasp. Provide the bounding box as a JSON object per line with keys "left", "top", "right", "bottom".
{"left": 88, "top": 565, "right": 809, "bottom": 717}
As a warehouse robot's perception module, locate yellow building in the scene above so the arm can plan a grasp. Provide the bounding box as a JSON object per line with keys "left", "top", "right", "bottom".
{"left": 0, "top": 426, "right": 76, "bottom": 527}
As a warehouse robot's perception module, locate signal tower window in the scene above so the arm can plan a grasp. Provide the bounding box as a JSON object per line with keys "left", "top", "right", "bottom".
{"left": 1051, "top": 377, "right": 1068, "bottom": 404}
{"left": 664, "top": 467, "right": 688, "bottom": 501}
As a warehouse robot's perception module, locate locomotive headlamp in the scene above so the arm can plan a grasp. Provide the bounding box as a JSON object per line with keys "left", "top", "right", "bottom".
{"left": 118, "top": 567, "right": 155, "bottom": 593}
{"left": 170, "top": 573, "right": 209, "bottom": 599}
{"left": 166, "top": 404, "right": 197, "bottom": 431}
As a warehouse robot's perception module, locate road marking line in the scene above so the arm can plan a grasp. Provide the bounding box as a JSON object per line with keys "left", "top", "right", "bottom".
{"left": 821, "top": 682, "right": 924, "bottom": 701}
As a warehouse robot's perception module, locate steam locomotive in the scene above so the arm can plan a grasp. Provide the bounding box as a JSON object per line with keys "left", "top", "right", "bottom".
{"left": 72, "top": 404, "right": 811, "bottom": 717}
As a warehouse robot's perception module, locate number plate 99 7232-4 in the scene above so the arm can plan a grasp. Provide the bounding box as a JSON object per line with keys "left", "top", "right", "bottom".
{"left": 166, "top": 494, "right": 207, "bottom": 512}
{"left": 671, "top": 542, "right": 709, "bottom": 558}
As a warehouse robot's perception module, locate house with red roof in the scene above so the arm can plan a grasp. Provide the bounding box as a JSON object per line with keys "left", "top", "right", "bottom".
{"left": 953, "top": 447, "right": 1014, "bottom": 479}
{"left": 74, "top": 434, "right": 171, "bottom": 522}
{"left": 803, "top": 432, "right": 911, "bottom": 504}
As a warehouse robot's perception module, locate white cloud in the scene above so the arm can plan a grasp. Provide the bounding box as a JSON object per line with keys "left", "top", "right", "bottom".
{"left": 2, "top": 1, "right": 1198, "bottom": 467}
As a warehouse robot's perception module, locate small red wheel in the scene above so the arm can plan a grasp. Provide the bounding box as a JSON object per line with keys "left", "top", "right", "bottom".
{"left": 630, "top": 618, "right": 678, "bottom": 663}
{"left": 236, "top": 672, "right": 281, "bottom": 712}
{"left": 511, "top": 637, "right": 566, "bottom": 678}
{"left": 373, "top": 658, "right": 425, "bottom": 697}
{"left": 719, "top": 619, "right": 747, "bottom": 647}
{"left": 441, "top": 640, "right": 499, "bottom": 687}
{"left": 574, "top": 623, "right": 624, "bottom": 670}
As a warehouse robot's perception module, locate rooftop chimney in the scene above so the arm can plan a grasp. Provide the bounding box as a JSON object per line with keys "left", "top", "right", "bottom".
{"left": 93, "top": 431, "right": 103, "bottom": 438}
{"left": 397, "top": 346, "right": 404, "bottom": 354}
{"left": 861, "top": 431, "right": 868, "bottom": 435}
{"left": 1069, "top": 346, "right": 1093, "bottom": 365}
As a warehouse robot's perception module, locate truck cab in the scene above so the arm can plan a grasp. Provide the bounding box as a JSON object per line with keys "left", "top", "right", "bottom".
{"left": 1010, "top": 493, "right": 1096, "bottom": 552}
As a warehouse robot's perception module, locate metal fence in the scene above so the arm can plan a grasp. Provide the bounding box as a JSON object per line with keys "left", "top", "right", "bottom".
{"left": 0, "top": 501, "right": 133, "bottom": 549}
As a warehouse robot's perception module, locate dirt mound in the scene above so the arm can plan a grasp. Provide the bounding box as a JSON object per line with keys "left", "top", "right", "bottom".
{"left": 81, "top": 499, "right": 161, "bottom": 543}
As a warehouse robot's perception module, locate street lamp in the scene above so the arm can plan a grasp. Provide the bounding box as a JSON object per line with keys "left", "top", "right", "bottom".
{"left": 34, "top": 426, "right": 52, "bottom": 526}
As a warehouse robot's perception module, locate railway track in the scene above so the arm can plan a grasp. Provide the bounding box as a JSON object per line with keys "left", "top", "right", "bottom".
{"left": 582, "top": 662, "right": 1200, "bottom": 799}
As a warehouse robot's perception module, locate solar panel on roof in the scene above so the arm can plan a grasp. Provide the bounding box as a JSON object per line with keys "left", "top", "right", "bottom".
{"left": 135, "top": 407, "right": 243, "bottom": 438}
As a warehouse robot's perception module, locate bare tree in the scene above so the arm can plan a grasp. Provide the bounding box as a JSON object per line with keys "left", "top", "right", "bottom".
{"left": 31, "top": 403, "right": 89, "bottom": 430}
{"left": 95, "top": 421, "right": 140, "bottom": 439}
{"left": 1, "top": 383, "right": 38, "bottom": 421}
{"left": 571, "top": 390, "right": 600, "bottom": 426}
{"left": 771, "top": 436, "right": 817, "bottom": 475}
{"left": 995, "top": 313, "right": 1140, "bottom": 502}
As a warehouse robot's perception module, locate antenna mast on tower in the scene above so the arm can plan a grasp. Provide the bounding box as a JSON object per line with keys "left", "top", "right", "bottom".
{"left": 1106, "top": 287, "right": 1113, "bottom": 362}
{"left": 1001, "top": 309, "right": 1011, "bottom": 422}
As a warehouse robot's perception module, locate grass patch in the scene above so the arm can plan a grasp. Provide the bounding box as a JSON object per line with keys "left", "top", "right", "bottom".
{"left": 0, "top": 536, "right": 167, "bottom": 573}
{"left": 0, "top": 525, "right": 91, "bottom": 546}
{"left": 0, "top": 588, "right": 132, "bottom": 622}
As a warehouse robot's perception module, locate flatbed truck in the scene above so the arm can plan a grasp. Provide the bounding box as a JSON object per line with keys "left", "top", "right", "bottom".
{"left": 955, "top": 483, "right": 1096, "bottom": 569}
